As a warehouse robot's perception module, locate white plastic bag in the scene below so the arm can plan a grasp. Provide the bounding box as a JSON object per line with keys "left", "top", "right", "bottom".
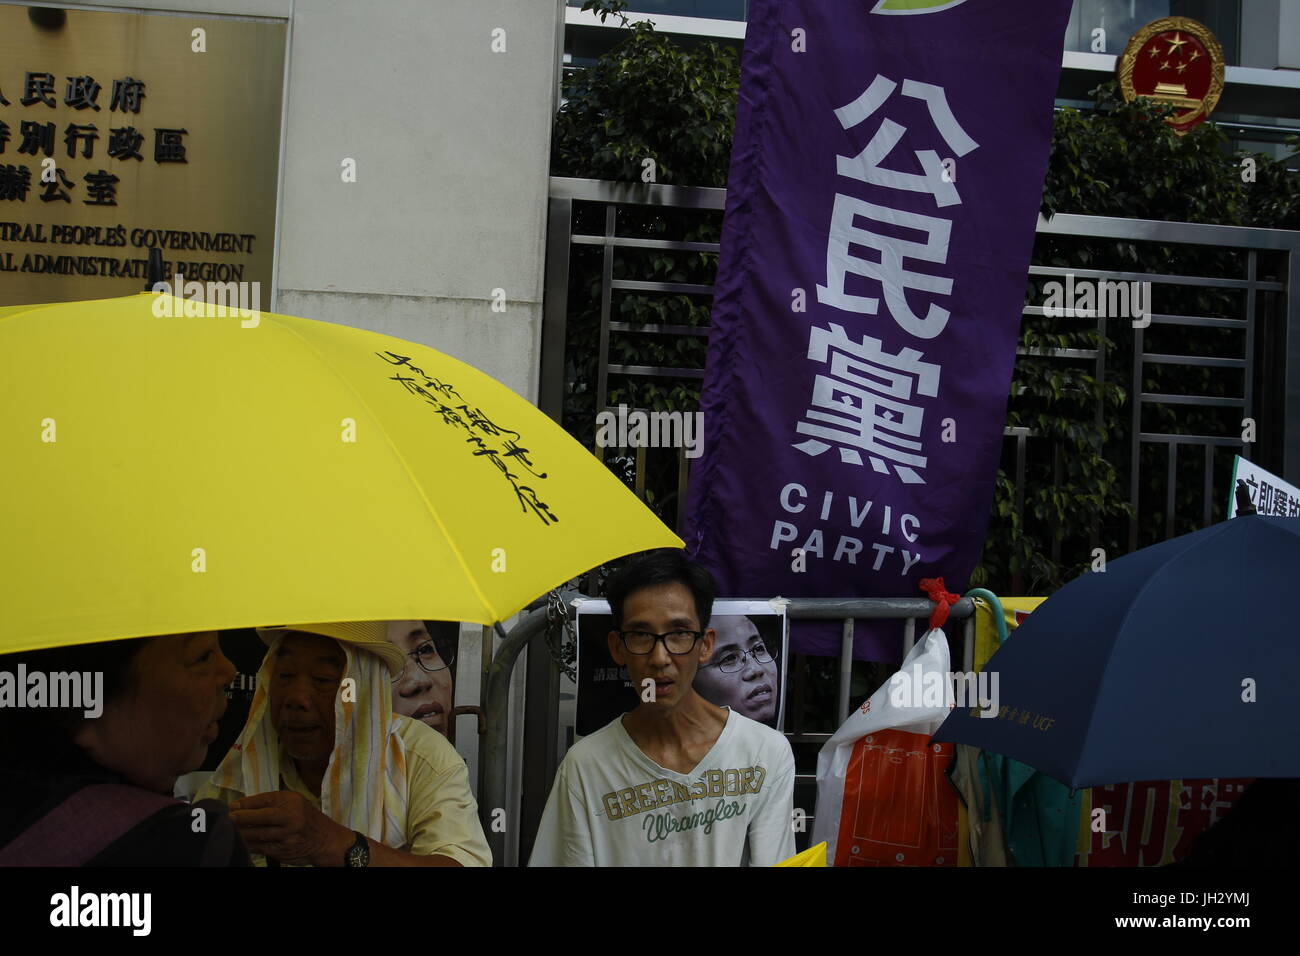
{"left": 811, "top": 628, "right": 957, "bottom": 866}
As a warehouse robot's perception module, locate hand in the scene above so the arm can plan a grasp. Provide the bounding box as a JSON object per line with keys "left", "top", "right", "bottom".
{"left": 228, "top": 791, "right": 355, "bottom": 867}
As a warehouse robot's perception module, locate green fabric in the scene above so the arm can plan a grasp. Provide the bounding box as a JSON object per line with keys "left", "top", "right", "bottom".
{"left": 950, "top": 744, "right": 1009, "bottom": 866}
{"left": 963, "top": 589, "right": 1083, "bottom": 867}
{"left": 980, "top": 750, "right": 1082, "bottom": 866}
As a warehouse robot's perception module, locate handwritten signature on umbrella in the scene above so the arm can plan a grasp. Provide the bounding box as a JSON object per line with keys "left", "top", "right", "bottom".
{"left": 377, "top": 351, "right": 559, "bottom": 527}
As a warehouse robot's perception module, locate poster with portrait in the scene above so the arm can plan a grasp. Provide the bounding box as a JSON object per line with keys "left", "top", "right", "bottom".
{"left": 385, "top": 620, "right": 460, "bottom": 741}
{"left": 575, "top": 599, "right": 788, "bottom": 736}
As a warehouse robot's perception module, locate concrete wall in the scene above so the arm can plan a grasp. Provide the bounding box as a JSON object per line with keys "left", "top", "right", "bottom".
{"left": 66, "top": 0, "right": 558, "bottom": 401}
{"left": 273, "top": 0, "right": 558, "bottom": 401}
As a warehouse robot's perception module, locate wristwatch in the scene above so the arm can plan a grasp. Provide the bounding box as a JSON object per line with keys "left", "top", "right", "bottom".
{"left": 344, "top": 831, "right": 370, "bottom": 868}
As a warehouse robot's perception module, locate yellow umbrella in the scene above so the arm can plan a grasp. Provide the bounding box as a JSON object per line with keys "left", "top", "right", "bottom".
{"left": 774, "top": 842, "right": 827, "bottom": 867}
{"left": 0, "top": 293, "right": 682, "bottom": 653}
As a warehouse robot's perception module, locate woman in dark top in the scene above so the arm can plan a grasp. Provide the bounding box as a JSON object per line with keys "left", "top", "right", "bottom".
{"left": 0, "top": 632, "right": 251, "bottom": 866}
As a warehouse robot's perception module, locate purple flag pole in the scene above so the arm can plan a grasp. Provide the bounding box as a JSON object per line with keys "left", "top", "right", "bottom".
{"left": 684, "top": 0, "right": 1074, "bottom": 659}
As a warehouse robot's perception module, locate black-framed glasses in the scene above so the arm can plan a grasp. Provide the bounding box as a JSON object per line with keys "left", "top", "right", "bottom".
{"left": 391, "top": 641, "right": 454, "bottom": 682}
{"left": 618, "top": 630, "right": 703, "bottom": 655}
{"left": 702, "top": 643, "right": 774, "bottom": 674}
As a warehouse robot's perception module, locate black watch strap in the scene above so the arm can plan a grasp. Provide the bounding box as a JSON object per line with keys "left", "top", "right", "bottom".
{"left": 344, "top": 830, "right": 370, "bottom": 868}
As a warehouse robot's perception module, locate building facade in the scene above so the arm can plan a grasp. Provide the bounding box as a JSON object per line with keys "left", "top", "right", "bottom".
{"left": 563, "top": 0, "right": 1300, "bottom": 163}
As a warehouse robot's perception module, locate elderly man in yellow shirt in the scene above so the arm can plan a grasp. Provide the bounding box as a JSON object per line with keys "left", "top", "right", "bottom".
{"left": 198, "top": 622, "right": 490, "bottom": 867}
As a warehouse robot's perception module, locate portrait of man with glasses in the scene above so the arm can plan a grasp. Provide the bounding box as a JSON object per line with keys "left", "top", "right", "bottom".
{"left": 692, "top": 615, "right": 781, "bottom": 728}
{"left": 530, "top": 549, "right": 795, "bottom": 867}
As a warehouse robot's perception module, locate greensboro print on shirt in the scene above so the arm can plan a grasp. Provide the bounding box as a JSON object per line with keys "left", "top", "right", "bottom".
{"left": 600, "top": 766, "right": 768, "bottom": 844}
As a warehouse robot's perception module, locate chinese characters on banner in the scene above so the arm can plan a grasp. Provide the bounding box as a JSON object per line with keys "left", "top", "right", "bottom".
{"left": 798, "top": 75, "right": 974, "bottom": 485}
{"left": 683, "top": 0, "right": 1074, "bottom": 658}
{"left": 1078, "top": 778, "right": 1253, "bottom": 866}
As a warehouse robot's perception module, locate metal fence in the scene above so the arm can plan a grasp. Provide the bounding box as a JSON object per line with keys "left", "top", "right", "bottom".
{"left": 481, "top": 592, "right": 980, "bottom": 866}
{"left": 1033, "top": 213, "right": 1300, "bottom": 549}
{"left": 477, "top": 175, "right": 1300, "bottom": 865}
{"left": 541, "top": 177, "right": 1300, "bottom": 558}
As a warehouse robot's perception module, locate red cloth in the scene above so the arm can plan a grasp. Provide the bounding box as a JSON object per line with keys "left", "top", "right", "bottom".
{"left": 918, "top": 578, "right": 959, "bottom": 630}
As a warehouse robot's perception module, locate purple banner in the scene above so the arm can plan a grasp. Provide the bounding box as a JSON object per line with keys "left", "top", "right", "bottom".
{"left": 684, "top": 0, "right": 1073, "bottom": 659}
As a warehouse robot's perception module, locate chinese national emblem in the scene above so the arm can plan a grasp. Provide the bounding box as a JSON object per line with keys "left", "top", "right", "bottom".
{"left": 1117, "top": 17, "right": 1225, "bottom": 136}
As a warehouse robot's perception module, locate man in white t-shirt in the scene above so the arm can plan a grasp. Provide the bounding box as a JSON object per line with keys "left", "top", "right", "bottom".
{"left": 529, "top": 550, "right": 796, "bottom": 866}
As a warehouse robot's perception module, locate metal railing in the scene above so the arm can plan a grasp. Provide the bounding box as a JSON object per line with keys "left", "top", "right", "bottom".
{"left": 1031, "top": 213, "right": 1300, "bottom": 549}
{"left": 541, "top": 177, "right": 1300, "bottom": 552}
{"left": 481, "top": 591, "right": 980, "bottom": 865}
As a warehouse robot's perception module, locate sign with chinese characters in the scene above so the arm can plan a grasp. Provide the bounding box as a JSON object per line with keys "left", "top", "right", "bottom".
{"left": 0, "top": 6, "right": 284, "bottom": 306}
{"left": 682, "top": 0, "right": 1073, "bottom": 659}
{"left": 1077, "top": 778, "right": 1253, "bottom": 867}
{"left": 1117, "top": 16, "right": 1225, "bottom": 136}
{"left": 1228, "top": 455, "right": 1300, "bottom": 518}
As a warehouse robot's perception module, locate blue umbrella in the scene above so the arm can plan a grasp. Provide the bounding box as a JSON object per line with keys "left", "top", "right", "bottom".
{"left": 933, "top": 513, "right": 1300, "bottom": 788}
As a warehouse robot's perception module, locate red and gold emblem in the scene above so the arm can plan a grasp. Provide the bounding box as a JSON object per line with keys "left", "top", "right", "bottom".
{"left": 1117, "top": 16, "right": 1225, "bottom": 135}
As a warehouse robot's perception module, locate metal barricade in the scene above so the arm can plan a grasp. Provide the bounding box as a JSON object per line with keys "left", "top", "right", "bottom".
{"left": 480, "top": 592, "right": 981, "bottom": 866}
